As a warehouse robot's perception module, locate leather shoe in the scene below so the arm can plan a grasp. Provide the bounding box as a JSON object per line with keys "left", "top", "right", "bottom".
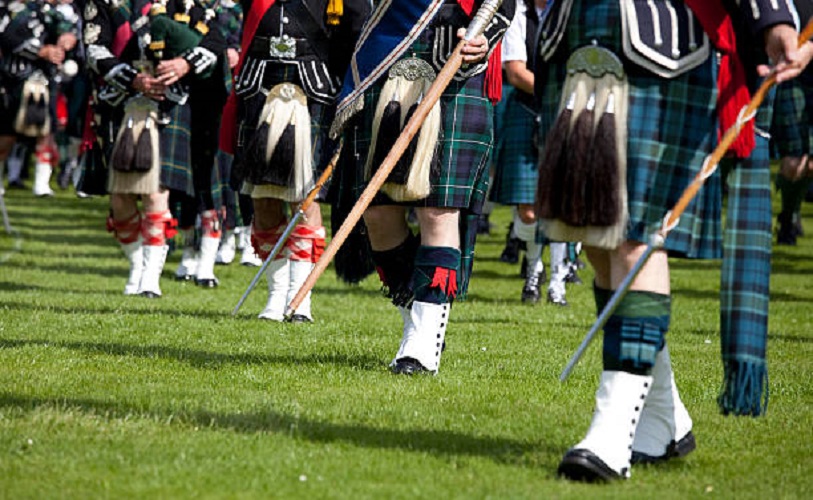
{"left": 557, "top": 448, "right": 622, "bottom": 482}
{"left": 195, "top": 278, "right": 219, "bottom": 288}
{"left": 631, "top": 431, "right": 696, "bottom": 465}
{"left": 391, "top": 357, "right": 431, "bottom": 375}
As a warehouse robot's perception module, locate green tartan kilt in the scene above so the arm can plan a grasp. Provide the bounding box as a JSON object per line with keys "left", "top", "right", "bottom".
{"left": 158, "top": 103, "right": 195, "bottom": 196}
{"left": 489, "top": 86, "right": 538, "bottom": 205}
{"left": 233, "top": 63, "right": 335, "bottom": 196}
{"left": 345, "top": 67, "right": 494, "bottom": 213}
{"left": 537, "top": 0, "right": 721, "bottom": 259}
{"left": 771, "top": 78, "right": 813, "bottom": 157}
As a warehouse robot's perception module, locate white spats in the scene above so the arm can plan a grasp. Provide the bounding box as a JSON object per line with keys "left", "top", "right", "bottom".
{"left": 258, "top": 258, "right": 289, "bottom": 321}
{"left": 286, "top": 260, "right": 314, "bottom": 321}
{"left": 571, "top": 371, "right": 653, "bottom": 478}
{"left": 33, "top": 161, "right": 54, "bottom": 197}
{"left": 216, "top": 230, "right": 236, "bottom": 264}
{"left": 175, "top": 243, "right": 198, "bottom": 280}
{"left": 392, "top": 301, "right": 450, "bottom": 373}
{"left": 632, "top": 346, "right": 693, "bottom": 459}
{"left": 195, "top": 235, "right": 220, "bottom": 285}
{"left": 138, "top": 244, "right": 169, "bottom": 297}
{"left": 119, "top": 239, "right": 143, "bottom": 295}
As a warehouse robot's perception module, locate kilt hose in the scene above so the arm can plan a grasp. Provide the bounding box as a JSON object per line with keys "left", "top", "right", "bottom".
{"left": 490, "top": 86, "right": 539, "bottom": 206}
{"left": 536, "top": 0, "right": 721, "bottom": 259}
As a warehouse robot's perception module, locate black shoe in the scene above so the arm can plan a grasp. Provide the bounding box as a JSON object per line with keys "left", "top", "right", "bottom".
{"left": 7, "top": 179, "right": 26, "bottom": 190}
{"left": 194, "top": 278, "right": 219, "bottom": 288}
{"left": 175, "top": 274, "right": 195, "bottom": 282}
{"left": 777, "top": 213, "right": 797, "bottom": 245}
{"left": 558, "top": 449, "right": 623, "bottom": 482}
{"left": 391, "top": 357, "right": 431, "bottom": 375}
{"left": 547, "top": 289, "right": 568, "bottom": 307}
{"left": 476, "top": 214, "right": 492, "bottom": 235}
{"left": 565, "top": 267, "right": 583, "bottom": 285}
{"left": 521, "top": 270, "right": 543, "bottom": 304}
{"left": 500, "top": 238, "right": 521, "bottom": 264}
{"left": 287, "top": 314, "right": 313, "bottom": 323}
{"left": 631, "top": 431, "right": 696, "bottom": 465}
{"left": 139, "top": 291, "right": 160, "bottom": 299}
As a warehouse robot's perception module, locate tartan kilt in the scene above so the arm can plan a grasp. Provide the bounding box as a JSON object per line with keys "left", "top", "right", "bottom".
{"left": 489, "top": 86, "right": 538, "bottom": 205}
{"left": 537, "top": 0, "right": 721, "bottom": 258}
{"left": 345, "top": 71, "right": 494, "bottom": 212}
{"left": 771, "top": 78, "right": 813, "bottom": 157}
{"left": 158, "top": 102, "right": 195, "bottom": 196}
{"left": 233, "top": 63, "right": 335, "bottom": 199}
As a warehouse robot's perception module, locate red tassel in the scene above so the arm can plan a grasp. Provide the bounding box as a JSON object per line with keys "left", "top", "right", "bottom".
{"left": 447, "top": 269, "right": 458, "bottom": 298}
{"left": 431, "top": 267, "right": 450, "bottom": 294}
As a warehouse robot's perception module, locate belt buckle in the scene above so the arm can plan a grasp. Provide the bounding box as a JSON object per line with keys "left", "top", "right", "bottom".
{"left": 269, "top": 35, "right": 296, "bottom": 59}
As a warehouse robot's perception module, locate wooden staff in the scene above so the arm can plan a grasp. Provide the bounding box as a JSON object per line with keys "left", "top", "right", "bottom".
{"left": 284, "top": 0, "right": 504, "bottom": 319}
{"left": 559, "top": 19, "right": 813, "bottom": 381}
{"left": 232, "top": 143, "right": 341, "bottom": 316}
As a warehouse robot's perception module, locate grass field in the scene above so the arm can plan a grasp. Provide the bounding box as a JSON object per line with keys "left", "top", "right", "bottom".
{"left": 0, "top": 182, "right": 811, "bottom": 499}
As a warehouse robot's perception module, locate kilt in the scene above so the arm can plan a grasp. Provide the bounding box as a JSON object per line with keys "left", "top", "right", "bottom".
{"left": 771, "top": 78, "right": 813, "bottom": 157}
{"left": 489, "top": 85, "right": 538, "bottom": 205}
{"left": 106, "top": 101, "right": 195, "bottom": 196}
{"left": 158, "top": 103, "right": 195, "bottom": 196}
{"left": 233, "top": 63, "right": 334, "bottom": 197}
{"left": 344, "top": 34, "right": 494, "bottom": 213}
{"left": 0, "top": 77, "right": 23, "bottom": 136}
{"left": 537, "top": 0, "right": 721, "bottom": 258}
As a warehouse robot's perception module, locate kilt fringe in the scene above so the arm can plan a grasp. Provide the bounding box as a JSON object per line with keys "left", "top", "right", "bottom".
{"left": 718, "top": 358, "right": 768, "bottom": 417}
{"left": 538, "top": 61, "right": 629, "bottom": 249}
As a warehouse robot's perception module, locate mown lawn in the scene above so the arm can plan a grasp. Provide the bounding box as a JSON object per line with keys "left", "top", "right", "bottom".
{"left": 0, "top": 180, "right": 811, "bottom": 499}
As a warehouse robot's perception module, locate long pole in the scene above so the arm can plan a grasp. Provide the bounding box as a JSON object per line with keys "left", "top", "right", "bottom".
{"left": 284, "top": 0, "right": 504, "bottom": 319}
{"left": 231, "top": 144, "right": 341, "bottom": 316}
{"left": 560, "top": 20, "right": 813, "bottom": 381}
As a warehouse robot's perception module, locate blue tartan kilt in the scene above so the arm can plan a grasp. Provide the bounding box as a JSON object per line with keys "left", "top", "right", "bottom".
{"left": 490, "top": 86, "right": 538, "bottom": 205}
{"left": 233, "top": 63, "right": 335, "bottom": 194}
{"left": 347, "top": 71, "right": 494, "bottom": 212}
{"left": 159, "top": 102, "right": 195, "bottom": 197}
{"left": 537, "top": 0, "right": 721, "bottom": 258}
{"left": 771, "top": 78, "right": 813, "bottom": 156}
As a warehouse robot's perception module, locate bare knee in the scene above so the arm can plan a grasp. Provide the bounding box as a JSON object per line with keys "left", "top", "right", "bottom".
{"left": 517, "top": 204, "right": 536, "bottom": 225}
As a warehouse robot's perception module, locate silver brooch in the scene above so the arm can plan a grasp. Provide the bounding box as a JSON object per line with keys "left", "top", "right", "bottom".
{"left": 268, "top": 35, "right": 296, "bottom": 59}
{"left": 388, "top": 58, "right": 436, "bottom": 82}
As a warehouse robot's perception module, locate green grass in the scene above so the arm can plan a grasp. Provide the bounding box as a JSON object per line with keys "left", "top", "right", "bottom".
{"left": 0, "top": 181, "right": 811, "bottom": 499}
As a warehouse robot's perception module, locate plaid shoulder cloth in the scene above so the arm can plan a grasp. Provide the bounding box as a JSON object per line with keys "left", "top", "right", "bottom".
{"left": 329, "top": 0, "right": 446, "bottom": 138}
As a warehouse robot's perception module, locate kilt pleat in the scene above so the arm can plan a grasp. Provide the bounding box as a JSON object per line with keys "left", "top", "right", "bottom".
{"left": 490, "top": 86, "right": 538, "bottom": 205}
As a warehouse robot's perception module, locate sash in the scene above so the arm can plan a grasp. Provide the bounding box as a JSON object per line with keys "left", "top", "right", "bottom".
{"left": 220, "top": 0, "right": 277, "bottom": 154}
{"left": 330, "top": 0, "right": 446, "bottom": 138}
{"left": 685, "top": 0, "right": 754, "bottom": 158}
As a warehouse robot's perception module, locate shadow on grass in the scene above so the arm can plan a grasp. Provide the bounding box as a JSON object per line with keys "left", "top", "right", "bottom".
{"left": 0, "top": 392, "right": 550, "bottom": 466}
{"left": 0, "top": 337, "right": 385, "bottom": 371}
{"left": 0, "top": 299, "right": 233, "bottom": 320}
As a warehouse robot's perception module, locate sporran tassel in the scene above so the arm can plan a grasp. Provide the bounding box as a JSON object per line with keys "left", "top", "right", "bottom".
{"left": 262, "top": 122, "right": 296, "bottom": 186}
{"left": 560, "top": 92, "right": 595, "bottom": 227}
{"left": 111, "top": 117, "right": 137, "bottom": 172}
{"left": 245, "top": 122, "right": 270, "bottom": 184}
{"left": 586, "top": 93, "right": 620, "bottom": 226}
{"left": 536, "top": 92, "right": 575, "bottom": 220}
{"left": 132, "top": 116, "right": 155, "bottom": 173}
{"left": 370, "top": 99, "right": 402, "bottom": 177}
